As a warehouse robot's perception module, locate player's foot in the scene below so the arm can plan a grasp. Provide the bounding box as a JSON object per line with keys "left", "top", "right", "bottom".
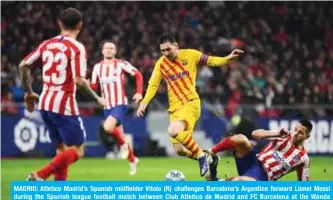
{"left": 198, "top": 153, "right": 209, "bottom": 177}
{"left": 26, "top": 172, "right": 43, "bottom": 181}
{"left": 129, "top": 157, "right": 140, "bottom": 176}
{"left": 119, "top": 143, "right": 129, "bottom": 159}
{"left": 208, "top": 152, "right": 220, "bottom": 181}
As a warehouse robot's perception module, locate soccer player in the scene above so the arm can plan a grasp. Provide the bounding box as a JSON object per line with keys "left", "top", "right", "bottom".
{"left": 208, "top": 119, "right": 312, "bottom": 181}
{"left": 136, "top": 33, "right": 244, "bottom": 176}
{"left": 90, "top": 41, "right": 142, "bottom": 175}
{"left": 19, "top": 8, "right": 106, "bottom": 181}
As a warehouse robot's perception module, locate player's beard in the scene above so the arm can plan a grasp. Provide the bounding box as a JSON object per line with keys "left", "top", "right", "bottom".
{"left": 167, "top": 53, "right": 176, "bottom": 61}
{"left": 105, "top": 56, "right": 114, "bottom": 60}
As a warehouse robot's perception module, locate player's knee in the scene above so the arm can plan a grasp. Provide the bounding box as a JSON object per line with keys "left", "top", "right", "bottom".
{"left": 75, "top": 146, "right": 84, "bottom": 157}
{"left": 56, "top": 143, "right": 66, "bottom": 154}
{"left": 174, "top": 145, "right": 186, "bottom": 156}
{"left": 66, "top": 145, "right": 84, "bottom": 157}
{"left": 231, "top": 134, "right": 250, "bottom": 145}
{"left": 168, "top": 121, "right": 185, "bottom": 137}
{"left": 103, "top": 121, "right": 115, "bottom": 133}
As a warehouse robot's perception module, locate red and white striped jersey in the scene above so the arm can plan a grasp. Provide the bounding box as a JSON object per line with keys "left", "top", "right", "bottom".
{"left": 23, "top": 35, "right": 87, "bottom": 116}
{"left": 91, "top": 59, "right": 138, "bottom": 109}
{"left": 257, "top": 133, "right": 310, "bottom": 181}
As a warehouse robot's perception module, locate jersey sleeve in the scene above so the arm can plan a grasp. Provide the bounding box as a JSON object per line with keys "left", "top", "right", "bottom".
{"left": 297, "top": 156, "right": 310, "bottom": 181}
{"left": 90, "top": 64, "right": 99, "bottom": 90}
{"left": 141, "top": 61, "right": 162, "bottom": 105}
{"left": 23, "top": 43, "right": 43, "bottom": 66}
{"left": 188, "top": 49, "right": 203, "bottom": 65}
{"left": 121, "top": 61, "right": 138, "bottom": 76}
{"left": 72, "top": 43, "right": 87, "bottom": 78}
{"left": 189, "top": 49, "right": 230, "bottom": 67}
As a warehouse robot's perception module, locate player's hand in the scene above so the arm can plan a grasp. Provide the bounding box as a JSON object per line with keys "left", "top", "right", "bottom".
{"left": 97, "top": 97, "right": 107, "bottom": 107}
{"left": 227, "top": 49, "right": 244, "bottom": 61}
{"left": 24, "top": 91, "right": 39, "bottom": 112}
{"left": 136, "top": 103, "right": 147, "bottom": 117}
{"left": 132, "top": 93, "right": 143, "bottom": 104}
{"left": 278, "top": 128, "right": 289, "bottom": 138}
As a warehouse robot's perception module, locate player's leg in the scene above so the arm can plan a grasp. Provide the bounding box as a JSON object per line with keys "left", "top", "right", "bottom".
{"left": 28, "top": 112, "right": 84, "bottom": 181}
{"left": 168, "top": 100, "right": 209, "bottom": 176}
{"left": 103, "top": 106, "right": 129, "bottom": 159}
{"left": 117, "top": 125, "right": 139, "bottom": 175}
{"left": 204, "top": 151, "right": 220, "bottom": 181}
{"left": 169, "top": 118, "right": 203, "bottom": 159}
{"left": 228, "top": 157, "right": 268, "bottom": 181}
{"left": 206, "top": 134, "right": 257, "bottom": 181}
{"left": 210, "top": 134, "right": 252, "bottom": 158}
{"left": 169, "top": 121, "right": 209, "bottom": 177}
{"left": 172, "top": 143, "right": 196, "bottom": 159}
{"left": 53, "top": 143, "right": 68, "bottom": 181}
{"left": 27, "top": 110, "right": 61, "bottom": 181}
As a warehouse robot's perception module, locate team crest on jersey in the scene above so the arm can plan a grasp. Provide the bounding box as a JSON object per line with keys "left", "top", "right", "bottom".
{"left": 291, "top": 155, "right": 300, "bottom": 163}
{"left": 181, "top": 59, "right": 188, "bottom": 66}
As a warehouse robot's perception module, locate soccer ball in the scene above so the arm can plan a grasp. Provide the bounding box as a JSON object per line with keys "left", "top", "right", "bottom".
{"left": 164, "top": 170, "right": 186, "bottom": 181}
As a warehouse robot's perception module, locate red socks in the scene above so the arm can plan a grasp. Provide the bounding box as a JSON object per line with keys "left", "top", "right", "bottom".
{"left": 211, "top": 137, "right": 235, "bottom": 154}
{"left": 128, "top": 144, "right": 135, "bottom": 162}
{"left": 111, "top": 127, "right": 126, "bottom": 145}
{"left": 110, "top": 126, "right": 136, "bottom": 162}
{"left": 54, "top": 167, "right": 68, "bottom": 181}
{"left": 37, "top": 148, "right": 79, "bottom": 180}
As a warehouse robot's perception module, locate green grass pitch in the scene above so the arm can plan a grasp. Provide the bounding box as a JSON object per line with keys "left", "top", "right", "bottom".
{"left": 2, "top": 157, "right": 332, "bottom": 199}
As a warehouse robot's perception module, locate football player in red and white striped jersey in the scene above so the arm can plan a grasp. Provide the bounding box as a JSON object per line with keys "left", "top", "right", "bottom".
{"left": 90, "top": 41, "right": 143, "bottom": 175}
{"left": 208, "top": 119, "right": 312, "bottom": 181}
{"left": 19, "top": 8, "right": 105, "bottom": 181}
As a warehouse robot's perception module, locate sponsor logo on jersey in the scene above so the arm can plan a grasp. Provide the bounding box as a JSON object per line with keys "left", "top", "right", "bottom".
{"left": 272, "top": 151, "right": 291, "bottom": 170}
{"left": 167, "top": 71, "right": 189, "bottom": 81}
{"left": 100, "top": 77, "right": 117, "bottom": 83}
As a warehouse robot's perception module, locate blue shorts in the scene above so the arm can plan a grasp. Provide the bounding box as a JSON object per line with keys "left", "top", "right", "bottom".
{"left": 40, "top": 110, "right": 86, "bottom": 146}
{"left": 104, "top": 105, "right": 128, "bottom": 124}
{"left": 234, "top": 148, "right": 269, "bottom": 181}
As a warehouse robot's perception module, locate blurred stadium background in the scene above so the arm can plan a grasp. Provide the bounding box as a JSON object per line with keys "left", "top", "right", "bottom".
{"left": 1, "top": 1, "right": 333, "bottom": 196}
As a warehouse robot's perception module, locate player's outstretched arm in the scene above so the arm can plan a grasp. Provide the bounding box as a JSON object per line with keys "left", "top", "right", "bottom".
{"left": 122, "top": 61, "right": 144, "bottom": 104}
{"left": 90, "top": 64, "right": 99, "bottom": 91}
{"left": 19, "top": 61, "right": 33, "bottom": 93}
{"left": 252, "top": 128, "right": 289, "bottom": 141}
{"left": 204, "top": 49, "right": 244, "bottom": 67}
{"left": 19, "top": 61, "right": 39, "bottom": 112}
{"left": 76, "top": 77, "right": 106, "bottom": 107}
{"left": 136, "top": 64, "right": 162, "bottom": 117}
{"left": 132, "top": 70, "right": 144, "bottom": 104}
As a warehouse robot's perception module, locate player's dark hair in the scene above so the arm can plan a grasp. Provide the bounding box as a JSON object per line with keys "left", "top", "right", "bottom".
{"left": 59, "top": 8, "right": 83, "bottom": 30}
{"left": 299, "top": 119, "right": 313, "bottom": 133}
{"left": 101, "top": 40, "right": 115, "bottom": 49}
{"left": 159, "top": 33, "right": 177, "bottom": 44}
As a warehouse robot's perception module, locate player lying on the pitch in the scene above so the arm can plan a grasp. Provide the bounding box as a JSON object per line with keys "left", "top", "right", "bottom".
{"left": 206, "top": 119, "right": 312, "bottom": 181}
